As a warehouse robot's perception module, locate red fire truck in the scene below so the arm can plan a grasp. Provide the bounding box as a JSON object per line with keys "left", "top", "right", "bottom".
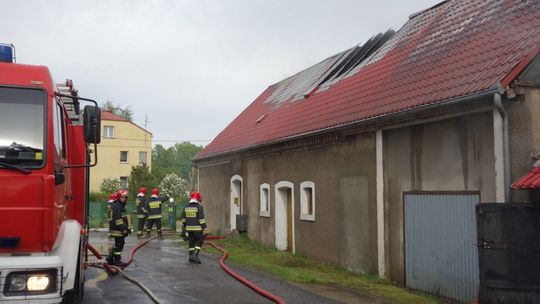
{"left": 0, "top": 44, "right": 100, "bottom": 303}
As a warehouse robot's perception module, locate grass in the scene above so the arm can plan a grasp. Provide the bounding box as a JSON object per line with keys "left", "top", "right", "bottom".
{"left": 204, "top": 235, "right": 439, "bottom": 304}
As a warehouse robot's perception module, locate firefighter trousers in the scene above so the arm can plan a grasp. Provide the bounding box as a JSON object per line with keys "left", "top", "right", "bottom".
{"left": 137, "top": 216, "right": 146, "bottom": 236}
{"left": 188, "top": 231, "right": 204, "bottom": 252}
{"left": 146, "top": 218, "right": 162, "bottom": 236}
{"left": 112, "top": 236, "right": 125, "bottom": 263}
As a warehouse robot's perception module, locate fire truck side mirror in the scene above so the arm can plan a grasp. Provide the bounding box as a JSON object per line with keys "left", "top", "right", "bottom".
{"left": 83, "top": 106, "right": 101, "bottom": 144}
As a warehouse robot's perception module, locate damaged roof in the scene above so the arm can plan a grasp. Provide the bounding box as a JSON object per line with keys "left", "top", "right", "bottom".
{"left": 196, "top": 0, "right": 540, "bottom": 160}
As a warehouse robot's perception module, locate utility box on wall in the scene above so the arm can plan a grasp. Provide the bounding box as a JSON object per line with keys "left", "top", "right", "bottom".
{"left": 236, "top": 214, "right": 247, "bottom": 233}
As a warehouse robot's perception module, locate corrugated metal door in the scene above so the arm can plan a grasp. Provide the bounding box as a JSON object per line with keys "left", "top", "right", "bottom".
{"left": 404, "top": 192, "right": 480, "bottom": 303}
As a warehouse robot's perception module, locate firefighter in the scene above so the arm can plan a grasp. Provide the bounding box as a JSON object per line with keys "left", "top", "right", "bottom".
{"left": 135, "top": 187, "right": 147, "bottom": 239}
{"left": 144, "top": 188, "right": 169, "bottom": 240}
{"left": 107, "top": 189, "right": 130, "bottom": 265}
{"left": 106, "top": 192, "right": 116, "bottom": 256}
{"left": 181, "top": 191, "right": 206, "bottom": 264}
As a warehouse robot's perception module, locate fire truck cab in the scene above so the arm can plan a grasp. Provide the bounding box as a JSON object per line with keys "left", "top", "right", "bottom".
{"left": 0, "top": 44, "right": 100, "bottom": 303}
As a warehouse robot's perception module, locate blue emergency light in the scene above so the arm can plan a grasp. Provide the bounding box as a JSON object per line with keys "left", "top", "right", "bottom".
{"left": 0, "top": 44, "right": 15, "bottom": 63}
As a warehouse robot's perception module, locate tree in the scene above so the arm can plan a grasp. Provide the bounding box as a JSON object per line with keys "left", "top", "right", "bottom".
{"left": 102, "top": 99, "right": 133, "bottom": 122}
{"left": 100, "top": 177, "right": 121, "bottom": 194}
{"left": 159, "top": 173, "right": 189, "bottom": 201}
{"left": 152, "top": 142, "right": 203, "bottom": 182}
{"left": 128, "top": 163, "right": 158, "bottom": 199}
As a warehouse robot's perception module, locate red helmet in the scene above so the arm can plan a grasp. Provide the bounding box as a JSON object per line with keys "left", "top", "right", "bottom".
{"left": 151, "top": 188, "right": 159, "bottom": 196}
{"left": 190, "top": 191, "right": 202, "bottom": 202}
{"left": 109, "top": 193, "right": 116, "bottom": 200}
{"left": 138, "top": 187, "right": 147, "bottom": 194}
{"left": 117, "top": 189, "right": 128, "bottom": 199}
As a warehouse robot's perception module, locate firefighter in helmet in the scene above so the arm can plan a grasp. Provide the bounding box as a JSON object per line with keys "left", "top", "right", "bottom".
{"left": 107, "top": 189, "right": 130, "bottom": 265}
{"left": 135, "top": 187, "right": 147, "bottom": 239}
{"left": 181, "top": 191, "right": 206, "bottom": 264}
{"left": 144, "top": 188, "right": 169, "bottom": 239}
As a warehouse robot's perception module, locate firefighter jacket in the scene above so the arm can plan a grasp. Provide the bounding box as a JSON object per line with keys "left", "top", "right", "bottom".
{"left": 109, "top": 200, "right": 129, "bottom": 238}
{"left": 181, "top": 200, "right": 206, "bottom": 232}
{"left": 135, "top": 194, "right": 147, "bottom": 218}
{"left": 145, "top": 195, "right": 169, "bottom": 219}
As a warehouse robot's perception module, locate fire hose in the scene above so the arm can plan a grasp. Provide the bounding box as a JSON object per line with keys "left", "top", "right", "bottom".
{"left": 205, "top": 236, "right": 287, "bottom": 304}
{"left": 86, "top": 235, "right": 286, "bottom": 304}
{"left": 87, "top": 236, "right": 161, "bottom": 303}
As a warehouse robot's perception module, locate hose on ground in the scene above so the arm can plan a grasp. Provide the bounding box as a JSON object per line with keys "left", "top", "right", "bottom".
{"left": 87, "top": 236, "right": 161, "bottom": 304}
{"left": 206, "top": 238, "right": 287, "bottom": 304}
{"left": 87, "top": 236, "right": 157, "bottom": 274}
{"left": 110, "top": 265, "right": 162, "bottom": 304}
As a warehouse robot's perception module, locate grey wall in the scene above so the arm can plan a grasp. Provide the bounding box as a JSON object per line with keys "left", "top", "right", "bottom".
{"left": 383, "top": 112, "right": 496, "bottom": 284}
{"left": 508, "top": 87, "right": 540, "bottom": 202}
{"left": 197, "top": 133, "right": 378, "bottom": 274}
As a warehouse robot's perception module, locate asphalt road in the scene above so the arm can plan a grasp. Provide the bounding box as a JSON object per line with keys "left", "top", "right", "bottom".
{"left": 82, "top": 232, "right": 346, "bottom": 304}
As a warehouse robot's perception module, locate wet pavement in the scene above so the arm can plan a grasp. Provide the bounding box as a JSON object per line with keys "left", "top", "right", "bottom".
{"left": 83, "top": 231, "right": 347, "bottom": 304}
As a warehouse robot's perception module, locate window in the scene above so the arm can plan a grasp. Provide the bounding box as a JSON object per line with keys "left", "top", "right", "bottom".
{"left": 139, "top": 151, "right": 147, "bottom": 164}
{"left": 104, "top": 126, "right": 115, "bottom": 138}
{"left": 260, "top": 183, "right": 270, "bottom": 217}
{"left": 300, "top": 181, "right": 315, "bottom": 221}
{"left": 120, "top": 151, "right": 128, "bottom": 163}
{"left": 120, "top": 176, "right": 128, "bottom": 188}
{"left": 0, "top": 87, "right": 45, "bottom": 168}
{"left": 53, "top": 101, "right": 66, "bottom": 159}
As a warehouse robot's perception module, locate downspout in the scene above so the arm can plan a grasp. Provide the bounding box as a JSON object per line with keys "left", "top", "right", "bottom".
{"left": 494, "top": 91, "right": 511, "bottom": 202}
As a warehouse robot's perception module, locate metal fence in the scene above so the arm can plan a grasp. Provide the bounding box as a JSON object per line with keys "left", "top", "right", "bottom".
{"left": 88, "top": 201, "right": 186, "bottom": 230}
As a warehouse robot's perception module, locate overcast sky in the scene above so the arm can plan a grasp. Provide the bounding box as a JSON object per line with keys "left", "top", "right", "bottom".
{"left": 1, "top": 0, "right": 441, "bottom": 147}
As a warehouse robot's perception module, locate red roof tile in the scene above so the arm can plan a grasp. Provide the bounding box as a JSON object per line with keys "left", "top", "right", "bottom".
{"left": 196, "top": 0, "right": 540, "bottom": 160}
{"left": 512, "top": 166, "right": 540, "bottom": 189}
{"left": 101, "top": 110, "right": 153, "bottom": 135}
{"left": 101, "top": 110, "right": 128, "bottom": 121}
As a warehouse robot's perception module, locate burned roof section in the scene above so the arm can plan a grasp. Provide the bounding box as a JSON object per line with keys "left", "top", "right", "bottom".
{"left": 264, "top": 30, "right": 395, "bottom": 107}
{"left": 197, "top": 0, "right": 540, "bottom": 160}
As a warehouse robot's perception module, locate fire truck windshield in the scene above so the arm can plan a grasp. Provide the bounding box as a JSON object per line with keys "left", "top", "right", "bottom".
{"left": 0, "top": 87, "right": 45, "bottom": 168}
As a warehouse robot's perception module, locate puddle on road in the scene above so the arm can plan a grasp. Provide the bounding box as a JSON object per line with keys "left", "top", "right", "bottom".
{"left": 85, "top": 270, "right": 108, "bottom": 289}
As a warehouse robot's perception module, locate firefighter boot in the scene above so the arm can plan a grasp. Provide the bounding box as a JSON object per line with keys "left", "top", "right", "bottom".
{"left": 113, "top": 254, "right": 123, "bottom": 266}
{"left": 193, "top": 249, "right": 201, "bottom": 264}
{"left": 158, "top": 231, "right": 164, "bottom": 240}
{"left": 189, "top": 250, "right": 197, "bottom": 263}
{"left": 106, "top": 255, "right": 114, "bottom": 265}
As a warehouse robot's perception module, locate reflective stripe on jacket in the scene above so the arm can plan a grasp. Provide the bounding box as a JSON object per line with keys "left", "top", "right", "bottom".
{"left": 181, "top": 201, "right": 206, "bottom": 231}
{"left": 145, "top": 195, "right": 169, "bottom": 219}
{"left": 109, "top": 200, "right": 128, "bottom": 238}
{"left": 135, "top": 194, "right": 147, "bottom": 218}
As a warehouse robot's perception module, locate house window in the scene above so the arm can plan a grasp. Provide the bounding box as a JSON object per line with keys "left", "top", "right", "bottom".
{"left": 300, "top": 181, "right": 315, "bottom": 221}
{"left": 139, "top": 151, "right": 147, "bottom": 164}
{"left": 120, "top": 151, "right": 128, "bottom": 163}
{"left": 120, "top": 176, "right": 128, "bottom": 188}
{"left": 104, "top": 126, "right": 115, "bottom": 138}
{"left": 260, "top": 183, "right": 270, "bottom": 217}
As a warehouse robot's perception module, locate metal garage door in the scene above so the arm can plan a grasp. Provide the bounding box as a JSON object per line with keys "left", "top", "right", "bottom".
{"left": 404, "top": 192, "right": 480, "bottom": 303}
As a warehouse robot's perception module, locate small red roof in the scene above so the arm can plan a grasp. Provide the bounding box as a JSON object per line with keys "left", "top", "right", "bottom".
{"left": 101, "top": 110, "right": 128, "bottom": 121}
{"left": 196, "top": 0, "right": 540, "bottom": 160}
{"left": 101, "top": 110, "right": 153, "bottom": 135}
{"left": 512, "top": 167, "right": 540, "bottom": 189}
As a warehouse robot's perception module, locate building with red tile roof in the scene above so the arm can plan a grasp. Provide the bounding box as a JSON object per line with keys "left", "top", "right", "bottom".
{"left": 193, "top": 1, "right": 540, "bottom": 302}
{"left": 89, "top": 110, "right": 153, "bottom": 191}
